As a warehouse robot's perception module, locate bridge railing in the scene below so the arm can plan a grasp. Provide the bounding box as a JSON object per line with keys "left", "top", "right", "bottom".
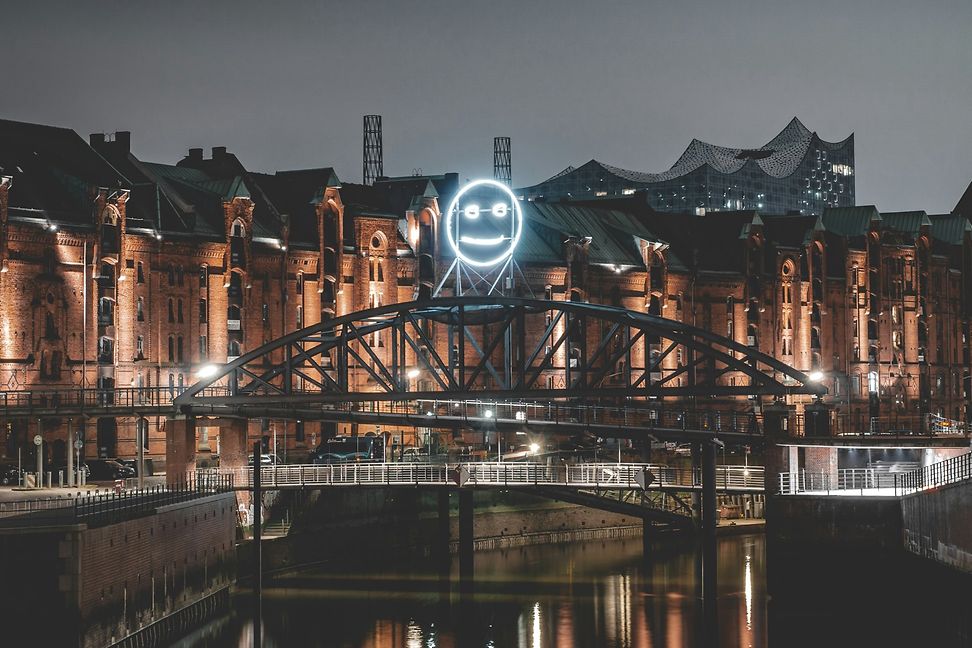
{"left": 778, "top": 451, "right": 972, "bottom": 496}
{"left": 197, "top": 462, "right": 765, "bottom": 491}
{"left": 0, "top": 476, "right": 234, "bottom": 528}
{"left": 778, "top": 469, "right": 908, "bottom": 495}
{"left": 0, "top": 386, "right": 188, "bottom": 412}
{"left": 898, "top": 451, "right": 972, "bottom": 492}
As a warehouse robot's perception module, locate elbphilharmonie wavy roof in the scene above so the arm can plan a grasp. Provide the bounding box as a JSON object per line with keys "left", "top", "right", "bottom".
{"left": 527, "top": 117, "right": 853, "bottom": 189}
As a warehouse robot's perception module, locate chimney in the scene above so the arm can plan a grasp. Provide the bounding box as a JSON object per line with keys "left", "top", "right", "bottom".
{"left": 115, "top": 131, "right": 131, "bottom": 153}
{"left": 212, "top": 146, "right": 227, "bottom": 159}
{"left": 89, "top": 133, "right": 106, "bottom": 146}
{"left": 188, "top": 148, "right": 203, "bottom": 161}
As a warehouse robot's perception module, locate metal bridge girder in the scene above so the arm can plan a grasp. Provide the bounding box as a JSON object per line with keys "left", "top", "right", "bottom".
{"left": 175, "top": 297, "right": 825, "bottom": 416}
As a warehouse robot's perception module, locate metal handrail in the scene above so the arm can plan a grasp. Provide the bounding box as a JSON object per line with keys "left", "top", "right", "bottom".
{"left": 778, "top": 453, "right": 972, "bottom": 496}
{"left": 0, "top": 476, "right": 234, "bottom": 527}
{"left": 196, "top": 462, "right": 765, "bottom": 492}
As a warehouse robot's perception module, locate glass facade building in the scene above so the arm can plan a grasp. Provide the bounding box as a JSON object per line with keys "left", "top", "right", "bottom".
{"left": 517, "top": 118, "right": 854, "bottom": 216}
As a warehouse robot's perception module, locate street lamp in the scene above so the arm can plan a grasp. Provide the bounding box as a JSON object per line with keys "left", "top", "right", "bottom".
{"left": 196, "top": 363, "right": 219, "bottom": 379}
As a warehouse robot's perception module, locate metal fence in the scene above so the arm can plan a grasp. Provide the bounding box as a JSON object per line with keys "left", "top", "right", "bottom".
{"left": 0, "top": 476, "right": 234, "bottom": 528}
{"left": 198, "top": 462, "right": 764, "bottom": 492}
{"left": 779, "top": 452, "right": 972, "bottom": 496}
{"left": 897, "top": 451, "right": 972, "bottom": 492}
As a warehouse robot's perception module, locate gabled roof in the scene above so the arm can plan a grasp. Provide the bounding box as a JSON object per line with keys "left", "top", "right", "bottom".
{"left": 519, "top": 202, "right": 657, "bottom": 266}
{"left": 820, "top": 206, "right": 881, "bottom": 237}
{"left": 954, "top": 179, "right": 972, "bottom": 219}
{"left": 249, "top": 168, "right": 340, "bottom": 248}
{"left": 0, "top": 119, "right": 129, "bottom": 224}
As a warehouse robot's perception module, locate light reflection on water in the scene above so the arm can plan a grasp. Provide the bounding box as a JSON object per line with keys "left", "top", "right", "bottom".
{"left": 187, "top": 534, "right": 767, "bottom": 647}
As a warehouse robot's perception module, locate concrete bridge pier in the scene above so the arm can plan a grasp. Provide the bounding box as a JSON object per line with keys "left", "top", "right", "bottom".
{"left": 436, "top": 490, "right": 451, "bottom": 592}
{"left": 458, "top": 489, "right": 474, "bottom": 589}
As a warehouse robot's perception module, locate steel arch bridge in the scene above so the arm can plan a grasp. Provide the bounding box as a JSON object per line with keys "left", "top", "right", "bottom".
{"left": 175, "top": 297, "right": 825, "bottom": 422}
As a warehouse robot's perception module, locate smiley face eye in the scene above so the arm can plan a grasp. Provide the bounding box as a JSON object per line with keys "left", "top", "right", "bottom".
{"left": 463, "top": 204, "right": 480, "bottom": 219}
{"left": 491, "top": 203, "right": 508, "bottom": 218}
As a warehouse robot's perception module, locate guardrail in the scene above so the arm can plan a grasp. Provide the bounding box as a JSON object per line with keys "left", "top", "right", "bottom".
{"left": 778, "top": 468, "right": 908, "bottom": 495}
{"left": 197, "top": 462, "right": 764, "bottom": 492}
{"left": 0, "top": 476, "right": 234, "bottom": 528}
{"left": 898, "top": 451, "right": 972, "bottom": 492}
{"left": 779, "top": 452, "right": 972, "bottom": 496}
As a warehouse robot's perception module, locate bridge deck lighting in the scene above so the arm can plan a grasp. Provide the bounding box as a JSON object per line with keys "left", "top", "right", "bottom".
{"left": 483, "top": 409, "right": 494, "bottom": 418}
{"left": 529, "top": 443, "right": 540, "bottom": 454}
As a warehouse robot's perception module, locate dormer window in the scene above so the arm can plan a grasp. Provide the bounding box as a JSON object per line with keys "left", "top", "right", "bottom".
{"left": 231, "top": 219, "right": 246, "bottom": 238}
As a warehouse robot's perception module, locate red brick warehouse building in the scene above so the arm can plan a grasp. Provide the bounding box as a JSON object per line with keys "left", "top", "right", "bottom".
{"left": 1, "top": 117, "right": 971, "bottom": 470}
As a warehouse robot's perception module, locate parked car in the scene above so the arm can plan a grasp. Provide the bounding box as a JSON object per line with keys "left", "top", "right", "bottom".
{"left": 85, "top": 459, "right": 136, "bottom": 481}
{"left": 118, "top": 458, "right": 155, "bottom": 476}
{"left": 0, "top": 463, "right": 24, "bottom": 485}
{"left": 247, "top": 454, "right": 281, "bottom": 466}
{"left": 311, "top": 436, "right": 383, "bottom": 464}
{"left": 50, "top": 462, "right": 90, "bottom": 480}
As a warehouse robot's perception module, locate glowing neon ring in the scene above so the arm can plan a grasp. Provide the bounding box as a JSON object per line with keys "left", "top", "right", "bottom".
{"left": 444, "top": 178, "right": 523, "bottom": 268}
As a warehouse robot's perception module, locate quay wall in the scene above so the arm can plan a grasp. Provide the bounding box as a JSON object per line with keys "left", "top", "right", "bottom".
{"left": 902, "top": 479, "right": 972, "bottom": 574}
{"left": 0, "top": 492, "right": 237, "bottom": 648}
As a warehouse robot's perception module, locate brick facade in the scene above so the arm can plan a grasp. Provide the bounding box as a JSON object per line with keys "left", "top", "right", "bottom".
{"left": 1, "top": 119, "right": 970, "bottom": 472}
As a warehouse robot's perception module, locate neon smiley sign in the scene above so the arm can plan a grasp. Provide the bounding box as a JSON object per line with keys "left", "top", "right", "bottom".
{"left": 444, "top": 179, "right": 523, "bottom": 268}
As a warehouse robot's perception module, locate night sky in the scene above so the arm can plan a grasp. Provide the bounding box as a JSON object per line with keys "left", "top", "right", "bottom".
{"left": 3, "top": 0, "right": 970, "bottom": 213}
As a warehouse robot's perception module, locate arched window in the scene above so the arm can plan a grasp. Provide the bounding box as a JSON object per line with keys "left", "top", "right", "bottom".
{"left": 136, "top": 297, "right": 144, "bottom": 322}
{"left": 136, "top": 262, "right": 144, "bottom": 284}
{"left": 167, "top": 299, "right": 174, "bottom": 323}
{"left": 177, "top": 336, "right": 184, "bottom": 363}
{"left": 228, "top": 339, "right": 242, "bottom": 357}
{"left": 296, "top": 305, "right": 303, "bottom": 329}
{"left": 369, "top": 233, "right": 385, "bottom": 283}
{"left": 199, "top": 264, "right": 208, "bottom": 287}
{"left": 167, "top": 335, "right": 174, "bottom": 362}
{"left": 231, "top": 219, "right": 246, "bottom": 238}
{"left": 296, "top": 272, "right": 303, "bottom": 295}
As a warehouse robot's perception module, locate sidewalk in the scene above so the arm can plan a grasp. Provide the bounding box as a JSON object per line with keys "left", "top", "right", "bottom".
{"left": 0, "top": 474, "right": 168, "bottom": 503}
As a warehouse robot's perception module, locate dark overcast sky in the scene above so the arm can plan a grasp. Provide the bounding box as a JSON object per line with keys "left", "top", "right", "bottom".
{"left": 2, "top": 0, "right": 971, "bottom": 213}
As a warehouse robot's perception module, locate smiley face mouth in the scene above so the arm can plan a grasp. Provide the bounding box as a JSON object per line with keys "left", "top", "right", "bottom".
{"left": 459, "top": 235, "right": 508, "bottom": 246}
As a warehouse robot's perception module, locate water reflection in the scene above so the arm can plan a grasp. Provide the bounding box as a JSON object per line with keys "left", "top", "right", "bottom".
{"left": 186, "top": 534, "right": 767, "bottom": 647}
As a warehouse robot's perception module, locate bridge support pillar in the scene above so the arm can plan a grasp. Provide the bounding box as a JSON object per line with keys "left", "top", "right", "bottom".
{"left": 218, "top": 419, "right": 249, "bottom": 475}
{"left": 166, "top": 416, "right": 195, "bottom": 486}
{"left": 702, "top": 439, "right": 719, "bottom": 646}
{"left": 458, "top": 489, "right": 474, "bottom": 587}
{"left": 437, "top": 490, "right": 451, "bottom": 553}
{"left": 762, "top": 403, "right": 796, "bottom": 495}
{"left": 642, "top": 517, "right": 652, "bottom": 564}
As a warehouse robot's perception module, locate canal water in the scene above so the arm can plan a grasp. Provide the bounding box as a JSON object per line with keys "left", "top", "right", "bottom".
{"left": 179, "top": 533, "right": 769, "bottom": 647}
{"left": 176, "top": 530, "right": 972, "bottom": 647}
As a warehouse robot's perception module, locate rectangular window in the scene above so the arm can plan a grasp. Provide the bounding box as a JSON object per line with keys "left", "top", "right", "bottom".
{"left": 199, "top": 299, "right": 207, "bottom": 323}
{"left": 199, "top": 335, "right": 207, "bottom": 360}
